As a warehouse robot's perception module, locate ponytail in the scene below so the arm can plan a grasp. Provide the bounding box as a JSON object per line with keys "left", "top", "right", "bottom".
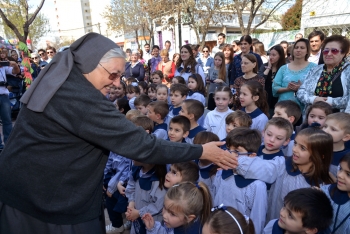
{"left": 197, "top": 182, "right": 212, "bottom": 223}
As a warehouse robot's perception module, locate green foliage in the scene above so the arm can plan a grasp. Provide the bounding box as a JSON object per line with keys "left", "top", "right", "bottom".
{"left": 281, "top": 0, "right": 302, "bottom": 30}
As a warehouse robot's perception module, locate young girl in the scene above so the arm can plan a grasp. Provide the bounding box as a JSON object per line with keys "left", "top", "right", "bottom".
{"left": 156, "top": 84, "right": 169, "bottom": 103}
{"left": 115, "top": 81, "right": 127, "bottom": 100}
{"left": 193, "top": 132, "right": 220, "bottom": 199}
{"left": 207, "top": 52, "right": 228, "bottom": 110}
{"left": 125, "top": 162, "right": 167, "bottom": 234}
{"left": 240, "top": 80, "right": 269, "bottom": 134}
{"left": 236, "top": 127, "right": 333, "bottom": 222}
{"left": 204, "top": 86, "right": 233, "bottom": 140}
{"left": 148, "top": 84, "right": 157, "bottom": 101}
{"left": 142, "top": 182, "right": 212, "bottom": 234}
{"left": 164, "top": 161, "right": 199, "bottom": 189}
{"left": 187, "top": 73, "right": 206, "bottom": 106}
{"left": 126, "top": 84, "right": 141, "bottom": 109}
{"left": 172, "top": 76, "right": 186, "bottom": 85}
{"left": 152, "top": 70, "right": 164, "bottom": 85}
{"left": 138, "top": 81, "right": 148, "bottom": 94}
{"left": 203, "top": 205, "right": 255, "bottom": 234}
{"left": 321, "top": 153, "right": 350, "bottom": 234}
{"left": 115, "top": 98, "right": 131, "bottom": 115}
{"left": 298, "top": 101, "right": 333, "bottom": 132}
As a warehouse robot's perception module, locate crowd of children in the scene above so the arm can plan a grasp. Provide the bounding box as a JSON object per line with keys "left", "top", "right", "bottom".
{"left": 103, "top": 69, "right": 350, "bottom": 234}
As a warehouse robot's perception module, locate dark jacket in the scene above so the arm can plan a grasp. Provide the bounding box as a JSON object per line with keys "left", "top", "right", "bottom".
{"left": 124, "top": 62, "right": 145, "bottom": 81}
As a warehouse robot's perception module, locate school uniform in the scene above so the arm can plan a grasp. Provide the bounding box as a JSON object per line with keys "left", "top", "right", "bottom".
{"left": 187, "top": 91, "right": 206, "bottom": 107}
{"left": 165, "top": 106, "right": 181, "bottom": 127}
{"left": 281, "top": 131, "right": 296, "bottom": 157}
{"left": 204, "top": 108, "right": 233, "bottom": 140}
{"left": 243, "top": 107, "right": 268, "bottom": 134}
{"left": 185, "top": 125, "right": 206, "bottom": 144}
{"left": 152, "top": 122, "right": 168, "bottom": 140}
{"left": 125, "top": 166, "right": 167, "bottom": 234}
{"left": 220, "top": 138, "right": 227, "bottom": 150}
{"left": 129, "top": 96, "right": 136, "bottom": 109}
{"left": 236, "top": 156, "right": 315, "bottom": 221}
{"left": 146, "top": 219, "right": 202, "bottom": 234}
{"left": 212, "top": 170, "right": 267, "bottom": 234}
{"left": 330, "top": 149, "right": 350, "bottom": 177}
{"left": 196, "top": 160, "right": 216, "bottom": 199}
{"left": 321, "top": 184, "right": 350, "bottom": 234}
{"left": 263, "top": 219, "right": 284, "bottom": 234}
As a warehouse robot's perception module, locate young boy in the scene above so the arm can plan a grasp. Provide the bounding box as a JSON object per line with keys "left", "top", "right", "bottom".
{"left": 258, "top": 117, "right": 293, "bottom": 160}
{"left": 151, "top": 70, "right": 163, "bottom": 85}
{"left": 168, "top": 116, "right": 190, "bottom": 143}
{"left": 322, "top": 112, "right": 350, "bottom": 177}
{"left": 263, "top": 188, "right": 333, "bottom": 234}
{"left": 134, "top": 94, "right": 151, "bottom": 115}
{"left": 147, "top": 101, "right": 169, "bottom": 140}
{"left": 166, "top": 84, "right": 189, "bottom": 125}
{"left": 179, "top": 99, "right": 206, "bottom": 144}
{"left": 212, "top": 127, "right": 267, "bottom": 234}
{"left": 273, "top": 100, "right": 302, "bottom": 156}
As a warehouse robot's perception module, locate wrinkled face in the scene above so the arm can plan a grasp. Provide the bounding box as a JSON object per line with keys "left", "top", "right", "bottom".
{"left": 181, "top": 48, "right": 191, "bottom": 61}
{"left": 170, "top": 91, "right": 186, "bottom": 108}
{"left": 307, "top": 108, "right": 327, "bottom": 127}
{"left": 309, "top": 35, "right": 322, "bottom": 53}
{"left": 323, "top": 41, "right": 345, "bottom": 68}
{"left": 337, "top": 161, "right": 350, "bottom": 195}
{"left": 164, "top": 165, "right": 183, "bottom": 188}
{"left": 187, "top": 77, "right": 197, "bottom": 91}
{"left": 240, "top": 40, "right": 251, "bottom": 53}
{"left": 162, "top": 198, "right": 187, "bottom": 229}
{"left": 293, "top": 41, "right": 308, "bottom": 60}
{"left": 152, "top": 74, "right": 162, "bottom": 85}
{"left": 168, "top": 122, "right": 187, "bottom": 143}
{"left": 241, "top": 57, "right": 256, "bottom": 74}
{"left": 292, "top": 134, "right": 312, "bottom": 168}
{"left": 130, "top": 53, "right": 138, "bottom": 62}
{"left": 263, "top": 125, "right": 289, "bottom": 152}
{"left": 156, "top": 87, "right": 168, "bottom": 103}
{"left": 214, "top": 91, "right": 231, "bottom": 112}
{"left": 269, "top": 49, "right": 280, "bottom": 65}
{"left": 278, "top": 203, "right": 306, "bottom": 233}
{"left": 322, "top": 119, "right": 347, "bottom": 144}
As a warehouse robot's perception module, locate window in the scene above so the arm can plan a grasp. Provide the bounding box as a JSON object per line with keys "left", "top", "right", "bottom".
{"left": 86, "top": 16, "right": 90, "bottom": 19}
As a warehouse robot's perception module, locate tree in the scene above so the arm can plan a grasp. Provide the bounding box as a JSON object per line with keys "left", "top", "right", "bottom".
{"left": 281, "top": 0, "right": 302, "bottom": 30}
{"left": 0, "top": 0, "right": 45, "bottom": 44}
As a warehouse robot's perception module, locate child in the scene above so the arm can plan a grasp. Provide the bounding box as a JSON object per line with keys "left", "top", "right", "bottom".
{"left": 258, "top": 117, "right": 293, "bottom": 160}
{"left": 322, "top": 113, "right": 350, "bottom": 178}
{"left": 321, "top": 153, "right": 350, "bottom": 233}
{"left": 168, "top": 116, "right": 190, "bottom": 143}
{"left": 167, "top": 84, "right": 189, "bottom": 125}
{"left": 194, "top": 132, "right": 220, "bottom": 198}
{"left": 125, "top": 109, "right": 142, "bottom": 121}
{"left": 164, "top": 161, "right": 199, "bottom": 188}
{"left": 297, "top": 101, "right": 333, "bottom": 132}
{"left": 147, "top": 83, "right": 157, "bottom": 101}
{"left": 108, "top": 87, "right": 118, "bottom": 102}
{"left": 273, "top": 100, "right": 302, "bottom": 156}
{"left": 206, "top": 52, "right": 228, "bottom": 110}
{"left": 236, "top": 127, "right": 334, "bottom": 222}
{"left": 126, "top": 77, "right": 139, "bottom": 86}
{"left": 240, "top": 80, "right": 269, "bottom": 133}
{"left": 138, "top": 81, "right": 148, "bottom": 94}
{"left": 187, "top": 73, "right": 206, "bottom": 106}
{"left": 134, "top": 94, "right": 151, "bottom": 115}
{"left": 142, "top": 182, "right": 212, "bottom": 234}
{"left": 172, "top": 76, "right": 186, "bottom": 85}
{"left": 114, "top": 81, "right": 127, "bottom": 100}
{"left": 225, "top": 110, "right": 252, "bottom": 136}
{"left": 156, "top": 84, "right": 169, "bottom": 103}
{"left": 147, "top": 101, "right": 169, "bottom": 140}
{"left": 116, "top": 98, "right": 131, "bottom": 115}
{"left": 213, "top": 127, "right": 267, "bottom": 234}
{"left": 203, "top": 205, "right": 255, "bottom": 234}
{"left": 180, "top": 99, "right": 206, "bottom": 144}
{"left": 264, "top": 188, "right": 333, "bottom": 234}
{"left": 204, "top": 86, "right": 233, "bottom": 140}
{"left": 151, "top": 70, "right": 163, "bottom": 85}
{"left": 126, "top": 84, "right": 141, "bottom": 110}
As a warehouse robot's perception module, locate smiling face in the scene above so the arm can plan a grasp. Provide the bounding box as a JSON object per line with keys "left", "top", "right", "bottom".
{"left": 152, "top": 48, "right": 159, "bottom": 57}
{"left": 292, "top": 134, "right": 313, "bottom": 169}
{"left": 130, "top": 53, "right": 138, "bottom": 62}
{"left": 263, "top": 125, "right": 289, "bottom": 153}
{"left": 307, "top": 108, "right": 327, "bottom": 126}
{"left": 323, "top": 41, "right": 345, "bottom": 68}
{"left": 241, "top": 56, "right": 256, "bottom": 74}
{"left": 180, "top": 48, "right": 191, "bottom": 61}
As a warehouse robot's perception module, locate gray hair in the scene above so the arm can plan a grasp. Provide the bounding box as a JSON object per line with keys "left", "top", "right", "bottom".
{"left": 100, "top": 47, "right": 125, "bottom": 63}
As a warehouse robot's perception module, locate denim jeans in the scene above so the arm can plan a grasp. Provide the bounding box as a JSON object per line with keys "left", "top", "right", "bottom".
{"left": 0, "top": 94, "right": 12, "bottom": 148}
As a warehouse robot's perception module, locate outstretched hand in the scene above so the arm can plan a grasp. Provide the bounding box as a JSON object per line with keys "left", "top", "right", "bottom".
{"left": 142, "top": 213, "right": 155, "bottom": 230}
{"left": 200, "top": 141, "right": 238, "bottom": 170}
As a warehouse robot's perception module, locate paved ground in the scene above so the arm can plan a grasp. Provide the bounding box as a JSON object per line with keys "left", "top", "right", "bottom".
{"left": 104, "top": 209, "right": 130, "bottom": 234}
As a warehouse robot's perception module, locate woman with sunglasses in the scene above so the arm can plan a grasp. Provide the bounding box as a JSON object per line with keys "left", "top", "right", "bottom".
{"left": 272, "top": 38, "right": 317, "bottom": 110}
{"left": 298, "top": 35, "right": 350, "bottom": 113}
{"left": 198, "top": 45, "right": 213, "bottom": 74}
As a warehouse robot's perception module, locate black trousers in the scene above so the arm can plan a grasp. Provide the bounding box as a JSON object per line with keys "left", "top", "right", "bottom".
{"left": 105, "top": 190, "right": 128, "bottom": 228}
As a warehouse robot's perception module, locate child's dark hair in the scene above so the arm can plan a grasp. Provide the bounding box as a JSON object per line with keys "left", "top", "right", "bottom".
{"left": 264, "top": 117, "right": 293, "bottom": 139}
{"left": 193, "top": 131, "right": 220, "bottom": 144}
{"left": 295, "top": 127, "right": 333, "bottom": 186}
{"left": 165, "top": 182, "right": 212, "bottom": 224}
{"left": 226, "top": 127, "right": 261, "bottom": 153}
{"left": 304, "top": 101, "right": 333, "bottom": 124}
{"left": 173, "top": 76, "right": 186, "bottom": 84}
{"left": 188, "top": 73, "right": 207, "bottom": 96}
{"left": 126, "top": 84, "right": 140, "bottom": 95}
{"left": 206, "top": 206, "right": 255, "bottom": 234}
{"left": 134, "top": 94, "right": 151, "bottom": 107}
{"left": 170, "top": 83, "right": 189, "bottom": 97}
{"left": 284, "top": 188, "right": 333, "bottom": 232}
{"left": 131, "top": 115, "right": 154, "bottom": 133}
{"left": 170, "top": 116, "right": 190, "bottom": 133}
{"left": 151, "top": 70, "right": 164, "bottom": 80}
{"left": 147, "top": 101, "right": 169, "bottom": 119}
{"left": 225, "top": 110, "right": 252, "bottom": 128}
{"left": 331, "top": 153, "right": 350, "bottom": 197}
{"left": 275, "top": 100, "right": 302, "bottom": 125}
{"left": 182, "top": 100, "right": 204, "bottom": 121}
{"left": 116, "top": 98, "right": 130, "bottom": 115}
{"left": 241, "top": 80, "right": 269, "bottom": 116}
{"left": 172, "top": 161, "right": 199, "bottom": 183}
{"left": 154, "top": 164, "right": 167, "bottom": 190}
{"left": 148, "top": 83, "right": 157, "bottom": 93}
{"left": 156, "top": 84, "right": 169, "bottom": 94}
{"left": 214, "top": 86, "right": 233, "bottom": 99}
{"left": 126, "top": 77, "right": 138, "bottom": 84}
{"left": 138, "top": 81, "right": 148, "bottom": 92}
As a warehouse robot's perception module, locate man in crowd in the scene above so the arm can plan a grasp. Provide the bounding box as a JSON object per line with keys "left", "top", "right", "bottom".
{"left": 164, "top": 40, "right": 174, "bottom": 59}
{"left": 212, "top": 33, "right": 226, "bottom": 54}
{"left": 308, "top": 30, "right": 325, "bottom": 64}
{"left": 280, "top": 40, "right": 289, "bottom": 59}
{"left": 143, "top": 43, "right": 152, "bottom": 63}
{"left": 295, "top": 33, "right": 303, "bottom": 41}
{"left": 46, "top": 46, "right": 56, "bottom": 62}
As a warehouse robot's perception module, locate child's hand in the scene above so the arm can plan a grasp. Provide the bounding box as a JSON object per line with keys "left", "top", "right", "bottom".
{"left": 117, "top": 182, "right": 126, "bottom": 196}
{"left": 128, "top": 201, "right": 135, "bottom": 209}
{"left": 213, "top": 79, "right": 223, "bottom": 83}
{"left": 142, "top": 213, "right": 155, "bottom": 230}
{"left": 106, "top": 191, "right": 112, "bottom": 198}
{"left": 127, "top": 207, "right": 140, "bottom": 221}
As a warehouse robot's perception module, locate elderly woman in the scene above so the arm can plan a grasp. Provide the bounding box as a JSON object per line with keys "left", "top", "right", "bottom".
{"left": 124, "top": 50, "right": 145, "bottom": 81}
{"left": 297, "top": 35, "right": 350, "bottom": 112}
{"left": 0, "top": 33, "right": 235, "bottom": 233}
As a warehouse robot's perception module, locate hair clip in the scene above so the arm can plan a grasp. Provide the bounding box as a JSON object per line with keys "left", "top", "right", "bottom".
{"left": 195, "top": 182, "right": 201, "bottom": 189}
{"left": 131, "top": 82, "right": 138, "bottom": 87}
{"left": 172, "top": 184, "right": 180, "bottom": 188}
{"left": 211, "top": 204, "right": 243, "bottom": 234}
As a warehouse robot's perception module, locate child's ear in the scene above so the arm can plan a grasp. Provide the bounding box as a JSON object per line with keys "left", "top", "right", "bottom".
{"left": 182, "top": 95, "right": 187, "bottom": 101}
{"left": 283, "top": 138, "right": 291, "bottom": 147}
{"left": 145, "top": 130, "right": 150, "bottom": 134}
{"left": 289, "top": 116, "right": 295, "bottom": 124}
{"left": 342, "top": 133, "right": 350, "bottom": 142}
{"left": 120, "top": 108, "right": 124, "bottom": 113}
{"left": 248, "top": 152, "right": 257, "bottom": 158}
{"left": 183, "top": 131, "right": 189, "bottom": 139}
{"left": 305, "top": 227, "right": 318, "bottom": 234}
{"left": 156, "top": 113, "right": 161, "bottom": 120}
{"left": 252, "top": 95, "right": 259, "bottom": 102}
{"left": 188, "top": 113, "right": 195, "bottom": 120}
{"left": 187, "top": 214, "right": 196, "bottom": 223}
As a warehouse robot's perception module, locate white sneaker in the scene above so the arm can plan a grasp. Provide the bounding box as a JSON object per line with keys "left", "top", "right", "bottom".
{"left": 106, "top": 223, "right": 124, "bottom": 234}
{"left": 123, "top": 220, "right": 132, "bottom": 230}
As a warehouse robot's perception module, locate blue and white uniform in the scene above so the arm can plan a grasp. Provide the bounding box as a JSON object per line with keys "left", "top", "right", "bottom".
{"left": 185, "top": 125, "right": 206, "bottom": 144}
{"left": 152, "top": 123, "right": 168, "bottom": 140}
{"left": 281, "top": 131, "right": 295, "bottom": 157}
{"left": 204, "top": 108, "right": 233, "bottom": 140}
{"left": 187, "top": 91, "right": 206, "bottom": 107}
{"left": 243, "top": 107, "right": 268, "bottom": 134}
{"left": 330, "top": 149, "right": 350, "bottom": 177}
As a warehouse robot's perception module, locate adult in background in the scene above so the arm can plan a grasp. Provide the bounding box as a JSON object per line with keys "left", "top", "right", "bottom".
{"left": 308, "top": 30, "right": 325, "bottom": 65}
{"left": 232, "top": 40, "right": 241, "bottom": 55}
{"left": 273, "top": 38, "right": 317, "bottom": 110}
{"left": 46, "top": 46, "right": 56, "bottom": 61}
{"left": 191, "top": 44, "right": 201, "bottom": 62}
{"left": 212, "top": 32, "right": 226, "bottom": 54}
{"left": 124, "top": 50, "right": 145, "bottom": 81}
{"left": 174, "top": 44, "right": 205, "bottom": 84}
{"left": 38, "top": 49, "right": 50, "bottom": 64}
{"left": 148, "top": 45, "right": 161, "bottom": 73}
{"left": 30, "top": 53, "right": 42, "bottom": 80}
{"left": 125, "top": 48, "right": 132, "bottom": 62}
{"left": 143, "top": 43, "right": 152, "bottom": 63}
{"left": 230, "top": 35, "right": 263, "bottom": 86}
{"left": 0, "top": 49, "right": 9, "bottom": 61}
{"left": 197, "top": 45, "right": 214, "bottom": 74}
{"left": 280, "top": 40, "right": 289, "bottom": 59}
{"left": 157, "top": 49, "right": 175, "bottom": 84}
{"left": 0, "top": 33, "right": 236, "bottom": 233}
{"left": 253, "top": 42, "right": 269, "bottom": 64}
{"left": 10, "top": 50, "right": 21, "bottom": 64}
{"left": 164, "top": 40, "right": 174, "bottom": 59}
{"left": 295, "top": 33, "right": 303, "bottom": 41}
{"left": 258, "top": 45, "right": 286, "bottom": 116}
{"left": 223, "top": 44, "right": 234, "bottom": 83}
{"left": 297, "top": 35, "right": 350, "bottom": 113}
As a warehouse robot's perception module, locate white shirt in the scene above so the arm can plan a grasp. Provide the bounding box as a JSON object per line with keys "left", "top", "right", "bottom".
{"left": 0, "top": 66, "right": 13, "bottom": 95}
{"left": 143, "top": 51, "right": 152, "bottom": 63}
{"left": 308, "top": 50, "right": 321, "bottom": 64}
{"left": 204, "top": 108, "right": 233, "bottom": 140}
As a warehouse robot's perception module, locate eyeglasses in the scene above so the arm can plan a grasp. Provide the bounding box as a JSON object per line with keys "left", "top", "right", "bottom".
{"left": 47, "top": 51, "right": 55, "bottom": 54}
{"left": 322, "top": 48, "right": 342, "bottom": 55}
{"left": 228, "top": 150, "right": 253, "bottom": 156}
{"left": 39, "top": 53, "right": 45, "bottom": 56}
{"left": 31, "top": 57, "right": 39, "bottom": 59}
{"left": 99, "top": 63, "right": 123, "bottom": 80}
{"left": 202, "top": 50, "right": 209, "bottom": 53}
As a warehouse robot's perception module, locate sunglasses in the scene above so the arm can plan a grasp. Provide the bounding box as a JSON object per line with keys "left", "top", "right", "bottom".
{"left": 32, "top": 57, "right": 39, "bottom": 59}
{"left": 202, "top": 50, "right": 209, "bottom": 53}
{"left": 39, "top": 53, "right": 45, "bottom": 56}
{"left": 99, "top": 63, "right": 123, "bottom": 80}
{"left": 47, "top": 51, "right": 54, "bottom": 54}
{"left": 322, "top": 48, "right": 342, "bottom": 55}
